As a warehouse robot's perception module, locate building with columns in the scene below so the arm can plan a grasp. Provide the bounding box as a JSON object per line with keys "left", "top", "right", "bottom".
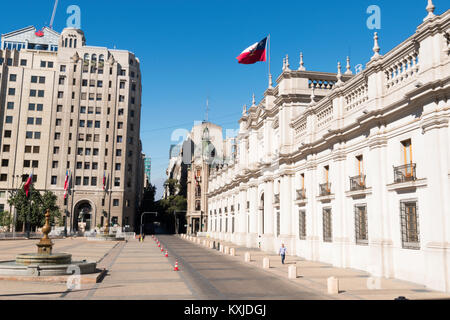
{"left": 207, "top": 4, "right": 450, "bottom": 292}
{"left": 0, "top": 26, "right": 143, "bottom": 232}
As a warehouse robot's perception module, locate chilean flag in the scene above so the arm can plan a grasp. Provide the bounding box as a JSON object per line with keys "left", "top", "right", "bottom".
{"left": 63, "top": 170, "right": 70, "bottom": 199}
{"left": 236, "top": 37, "right": 267, "bottom": 65}
{"left": 24, "top": 173, "right": 33, "bottom": 198}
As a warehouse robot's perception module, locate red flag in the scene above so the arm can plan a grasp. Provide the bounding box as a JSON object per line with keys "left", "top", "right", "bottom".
{"left": 236, "top": 37, "right": 267, "bottom": 64}
{"left": 35, "top": 30, "right": 44, "bottom": 37}
{"left": 24, "top": 173, "right": 33, "bottom": 198}
{"left": 63, "top": 170, "right": 70, "bottom": 199}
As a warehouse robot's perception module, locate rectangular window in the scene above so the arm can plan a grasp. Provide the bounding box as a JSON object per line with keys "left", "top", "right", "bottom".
{"left": 3, "top": 145, "right": 10, "bottom": 152}
{"left": 91, "top": 177, "right": 97, "bottom": 186}
{"left": 9, "top": 88, "right": 16, "bottom": 96}
{"left": 400, "top": 201, "right": 420, "bottom": 249}
{"left": 323, "top": 208, "right": 332, "bottom": 242}
{"left": 299, "top": 210, "right": 306, "bottom": 240}
{"left": 75, "top": 176, "right": 81, "bottom": 185}
{"left": 355, "top": 205, "right": 368, "bottom": 245}
{"left": 4, "top": 130, "right": 12, "bottom": 138}
{"left": 401, "top": 139, "right": 413, "bottom": 174}
{"left": 5, "top": 116, "right": 13, "bottom": 124}
{"left": 83, "top": 177, "right": 89, "bottom": 186}
{"left": 7, "top": 102, "right": 14, "bottom": 109}
{"left": 51, "top": 176, "right": 57, "bottom": 185}
{"left": 33, "top": 146, "right": 40, "bottom": 153}
{"left": 113, "top": 199, "right": 119, "bottom": 206}
{"left": 9, "top": 74, "right": 17, "bottom": 82}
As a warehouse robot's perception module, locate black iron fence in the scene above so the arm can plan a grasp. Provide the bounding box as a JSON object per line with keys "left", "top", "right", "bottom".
{"left": 394, "top": 163, "right": 416, "bottom": 183}
{"left": 349, "top": 175, "right": 366, "bottom": 191}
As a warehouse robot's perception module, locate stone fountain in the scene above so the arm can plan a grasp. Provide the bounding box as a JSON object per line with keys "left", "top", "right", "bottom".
{"left": 0, "top": 210, "right": 97, "bottom": 277}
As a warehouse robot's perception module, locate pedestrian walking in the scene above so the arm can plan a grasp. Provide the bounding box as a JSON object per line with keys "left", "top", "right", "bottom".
{"left": 279, "top": 243, "right": 287, "bottom": 264}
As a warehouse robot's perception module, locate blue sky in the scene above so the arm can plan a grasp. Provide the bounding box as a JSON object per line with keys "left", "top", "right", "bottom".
{"left": 1, "top": 0, "right": 447, "bottom": 199}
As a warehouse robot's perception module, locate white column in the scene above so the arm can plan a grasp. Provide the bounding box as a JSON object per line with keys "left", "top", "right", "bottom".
{"left": 262, "top": 179, "right": 274, "bottom": 252}
{"left": 367, "top": 131, "right": 390, "bottom": 279}
{"left": 305, "top": 159, "right": 319, "bottom": 261}
{"left": 421, "top": 103, "right": 450, "bottom": 292}
{"left": 331, "top": 148, "right": 347, "bottom": 268}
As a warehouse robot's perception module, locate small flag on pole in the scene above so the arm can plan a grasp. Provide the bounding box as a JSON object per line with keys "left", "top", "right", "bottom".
{"left": 63, "top": 170, "right": 70, "bottom": 199}
{"left": 236, "top": 37, "right": 268, "bottom": 65}
{"left": 24, "top": 173, "right": 33, "bottom": 198}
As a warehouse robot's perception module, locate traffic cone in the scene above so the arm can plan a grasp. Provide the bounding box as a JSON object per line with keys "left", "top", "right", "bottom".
{"left": 173, "top": 260, "right": 179, "bottom": 271}
{"left": 165, "top": 251, "right": 168, "bottom": 257}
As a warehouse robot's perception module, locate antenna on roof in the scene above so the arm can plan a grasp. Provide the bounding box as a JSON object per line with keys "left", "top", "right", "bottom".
{"left": 49, "top": 0, "right": 59, "bottom": 29}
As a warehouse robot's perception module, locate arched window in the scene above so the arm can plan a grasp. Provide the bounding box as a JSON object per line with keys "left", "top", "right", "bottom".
{"left": 91, "top": 54, "right": 97, "bottom": 61}
{"left": 83, "top": 53, "right": 90, "bottom": 61}
{"left": 64, "top": 38, "right": 68, "bottom": 48}
{"left": 69, "top": 38, "right": 73, "bottom": 48}
{"left": 99, "top": 54, "right": 105, "bottom": 62}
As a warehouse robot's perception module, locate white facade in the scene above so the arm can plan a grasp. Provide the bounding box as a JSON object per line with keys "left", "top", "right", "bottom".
{"left": 208, "top": 7, "right": 450, "bottom": 292}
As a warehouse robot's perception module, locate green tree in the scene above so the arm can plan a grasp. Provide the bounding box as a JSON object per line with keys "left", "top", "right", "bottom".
{"left": 0, "top": 210, "right": 12, "bottom": 228}
{"left": 7, "top": 186, "right": 61, "bottom": 231}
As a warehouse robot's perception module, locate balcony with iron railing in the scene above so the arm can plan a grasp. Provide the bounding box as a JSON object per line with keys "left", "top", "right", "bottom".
{"left": 296, "top": 189, "right": 306, "bottom": 201}
{"left": 319, "top": 183, "right": 331, "bottom": 197}
{"left": 349, "top": 175, "right": 366, "bottom": 191}
{"left": 393, "top": 163, "right": 416, "bottom": 184}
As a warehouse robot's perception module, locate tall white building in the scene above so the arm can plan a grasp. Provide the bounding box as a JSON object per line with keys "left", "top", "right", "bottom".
{"left": 0, "top": 26, "right": 143, "bottom": 232}
{"left": 207, "top": 4, "right": 450, "bottom": 292}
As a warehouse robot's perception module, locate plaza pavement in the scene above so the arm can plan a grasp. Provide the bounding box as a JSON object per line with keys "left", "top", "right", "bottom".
{"left": 0, "top": 237, "right": 195, "bottom": 300}
{"left": 188, "top": 234, "right": 450, "bottom": 300}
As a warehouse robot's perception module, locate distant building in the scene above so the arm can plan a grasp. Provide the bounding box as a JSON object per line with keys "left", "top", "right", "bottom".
{"left": 0, "top": 26, "right": 143, "bottom": 232}
{"left": 166, "top": 121, "right": 235, "bottom": 234}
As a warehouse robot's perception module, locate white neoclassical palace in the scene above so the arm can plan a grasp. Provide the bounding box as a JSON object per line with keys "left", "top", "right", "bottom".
{"left": 207, "top": 4, "right": 450, "bottom": 292}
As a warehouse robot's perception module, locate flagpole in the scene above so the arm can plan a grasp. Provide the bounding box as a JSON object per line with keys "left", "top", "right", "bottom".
{"left": 268, "top": 34, "right": 272, "bottom": 88}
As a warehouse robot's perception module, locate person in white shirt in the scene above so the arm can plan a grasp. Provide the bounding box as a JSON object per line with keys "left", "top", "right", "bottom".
{"left": 279, "top": 243, "right": 287, "bottom": 264}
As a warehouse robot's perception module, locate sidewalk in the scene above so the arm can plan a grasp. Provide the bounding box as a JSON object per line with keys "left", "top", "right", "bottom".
{"left": 182, "top": 235, "right": 450, "bottom": 300}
